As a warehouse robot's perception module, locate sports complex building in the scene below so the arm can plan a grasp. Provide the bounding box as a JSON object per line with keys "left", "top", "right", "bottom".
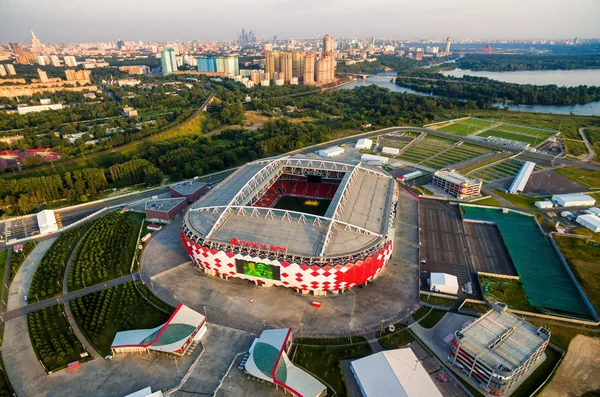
{"left": 180, "top": 156, "right": 398, "bottom": 295}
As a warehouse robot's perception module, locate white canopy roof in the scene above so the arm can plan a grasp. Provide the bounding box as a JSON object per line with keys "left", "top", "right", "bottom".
{"left": 351, "top": 348, "right": 443, "bottom": 397}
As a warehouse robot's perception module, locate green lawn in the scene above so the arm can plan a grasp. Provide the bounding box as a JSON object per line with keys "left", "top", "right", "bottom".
{"left": 554, "top": 236, "right": 600, "bottom": 314}
{"left": 437, "top": 118, "right": 498, "bottom": 136}
{"left": 473, "top": 160, "right": 525, "bottom": 182}
{"left": 8, "top": 242, "right": 36, "bottom": 287}
{"left": 564, "top": 139, "right": 589, "bottom": 157}
{"left": 471, "top": 197, "right": 504, "bottom": 207}
{"left": 554, "top": 166, "right": 600, "bottom": 190}
{"left": 412, "top": 306, "right": 431, "bottom": 322}
{"left": 0, "top": 250, "right": 7, "bottom": 288}
{"left": 292, "top": 337, "right": 372, "bottom": 396}
{"left": 492, "top": 189, "right": 542, "bottom": 209}
{"left": 419, "top": 309, "right": 447, "bottom": 329}
{"left": 378, "top": 329, "right": 415, "bottom": 350}
{"left": 495, "top": 123, "right": 555, "bottom": 139}
{"left": 483, "top": 130, "right": 543, "bottom": 146}
{"left": 71, "top": 281, "right": 172, "bottom": 356}
{"left": 420, "top": 293, "right": 456, "bottom": 307}
{"left": 460, "top": 153, "right": 510, "bottom": 174}
{"left": 460, "top": 301, "right": 491, "bottom": 312}
{"left": 480, "top": 275, "right": 539, "bottom": 312}
{"left": 379, "top": 138, "right": 410, "bottom": 150}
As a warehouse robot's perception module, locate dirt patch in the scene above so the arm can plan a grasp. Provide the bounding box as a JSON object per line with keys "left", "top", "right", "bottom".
{"left": 541, "top": 335, "right": 600, "bottom": 397}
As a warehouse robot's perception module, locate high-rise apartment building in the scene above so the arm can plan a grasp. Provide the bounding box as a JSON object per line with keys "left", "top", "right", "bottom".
{"left": 292, "top": 50, "right": 305, "bottom": 79}
{"left": 303, "top": 52, "right": 315, "bottom": 85}
{"left": 160, "top": 48, "right": 178, "bottom": 75}
{"left": 197, "top": 57, "right": 217, "bottom": 72}
{"left": 6, "top": 64, "right": 16, "bottom": 75}
{"left": 316, "top": 53, "right": 335, "bottom": 84}
{"left": 65, "top": 69, "right": 91, "bottom": 83}
{"left": 37, "top": 69, "right": 49, "bottom": 83}
{"left": 250, "top": 70, "right": 260, "bottom": 85}
{"left": 445, "top": 37, "right": 451, "bottom": 54}
{"left": 50, "top": 55, "right": 61, "bottom": 67}
{"left": 36, "top": 55, "right": 47, "bottom": 66}
{"left": 64, "top": 56, "right": 77, "bottom": 67}
{"left": 281, "top": 52, "right": 292, "bottom": 83}
{"left": 0, "top": 65, "right": 6, "bottom": 77}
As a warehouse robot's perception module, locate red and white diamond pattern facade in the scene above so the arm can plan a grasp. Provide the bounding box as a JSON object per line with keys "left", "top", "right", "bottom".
{"left": 181, "top": 229, "right": 393, "bottom": 293}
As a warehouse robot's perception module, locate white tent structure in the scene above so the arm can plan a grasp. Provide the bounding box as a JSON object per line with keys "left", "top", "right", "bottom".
{"left": 576, "top": 214, "right": 600, "bottom": 232}
{"left": 429, "top": 272, "right": 459, "bottom": 295}
{"left": 552, "top": 193, "right": 596, "bottom": 207}
{"left": 316, "top": 146, "right": 344, "bottom": 158}
{"left": 356, "top": 138, "right": 373, "bottom": 149}
{"left": 382, "top": 147, "right": 400, "bottom": 156}
{"left": 36, "top": 210, "right": 58, "bottom": 234}
{"left": 350, "top": 348, "right": 443, "bottom": 397}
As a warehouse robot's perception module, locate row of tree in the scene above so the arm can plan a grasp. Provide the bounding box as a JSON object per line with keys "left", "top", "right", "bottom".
{"left": 456, "top": 54, "right": 600, "bottom": 72}
{"left": 0, "top": 158, "right": 162, "bottom": 214}
{"left": 395, "top": 72, "right": 600, "bottom": 106}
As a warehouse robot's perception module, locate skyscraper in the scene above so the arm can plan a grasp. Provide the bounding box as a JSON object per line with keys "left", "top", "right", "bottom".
{"left": 64, "top": 56, "right": 77, "bottom": 67}
{"left": 197, "top": 57, "right": 217, "bottom": 72}
{"left": 281, "top": 52, "right": 292, "bottom": 83}
{"left": 5, "top": 64, "right": 16, "bottom": 75}
{"left": 292, "top": 50, "right": 305, "bottom": 79}
{"left": 0, "top": 65, "right": 6, "bottom": 77}
{"left": 37, "top": 69, "right": 49, "bottom": 83}
{"left": 445, "top": 37, "right": 451, "bottom": 54}
{"left": 31, "top": 31, "right": 43, "bottom": 54}
{"left": 50, "top": 55, "right": 61, "bottom": 67}
{"left": 160, "top": 48, "right": 178, "bottom": 75}
{"left": 323, "top": 34, "right": 334, "bottom": 53}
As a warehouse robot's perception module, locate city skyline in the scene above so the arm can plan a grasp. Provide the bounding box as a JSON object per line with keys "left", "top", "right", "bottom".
{"left": 1, "top": 0, "right": 600, "bottom": 43}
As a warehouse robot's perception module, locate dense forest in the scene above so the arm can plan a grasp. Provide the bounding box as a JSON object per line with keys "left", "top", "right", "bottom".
{"left": 456, "top": 54, "right": 600, "bottom": 71}
{"left": 395, "top": 69, "right": 600, "bottom": 106}
{"left": 336, "top": 55, "right": 446, "bottom": 74}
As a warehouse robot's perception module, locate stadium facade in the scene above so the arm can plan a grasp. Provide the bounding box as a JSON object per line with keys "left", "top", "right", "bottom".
{"left": 180, "top": 157, "right": 398, "bottom": 295}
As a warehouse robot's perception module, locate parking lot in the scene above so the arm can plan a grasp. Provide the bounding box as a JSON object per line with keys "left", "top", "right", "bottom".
{"left": 524, "top": 169, "right": 590, "bottom": 196}
{"left": 419, "top": 199, "right": 479, "bottom": 299}
{"left": 464, "top": 222, "right": 517, "bottom": 276}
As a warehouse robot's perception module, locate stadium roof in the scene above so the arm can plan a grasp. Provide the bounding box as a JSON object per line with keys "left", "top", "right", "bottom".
{"left": 184, "top": 156, "right": 395, "bottom": 259}
{"left": 111, "top": 304, "right": 205, "bottom": 353}
{"left": 508, "top": 161, "right": 535, "bottom": 194}
{"left": 455, "top": 303, "right": 550, "bottom": 373}
{"left": 350, "top": 348, "right": 443, "bottom": 397}
{"left": 245, "top": 328, "right": 327, "bottom": 397}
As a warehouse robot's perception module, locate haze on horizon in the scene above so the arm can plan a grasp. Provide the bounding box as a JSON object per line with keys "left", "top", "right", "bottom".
{"left": 1, "top": 0, "right": 599, "bottom": 43}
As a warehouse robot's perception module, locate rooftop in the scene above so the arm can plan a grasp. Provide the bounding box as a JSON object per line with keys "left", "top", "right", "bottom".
{"left": 455, "top": 303, "right": 550, "bottom": 372}
{"left": 171, "top": 180, "right": 207, "bottom": 195}
{"left": 351, "top": 348, "right": 443, "bottom": 397}
{"left": 434, "top": 170, "right": 480, "bottom": 186}
{"left": 145, "top": 197, "right": 187, "bottom": 212}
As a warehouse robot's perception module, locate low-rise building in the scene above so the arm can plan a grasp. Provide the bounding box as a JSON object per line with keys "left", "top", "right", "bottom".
{"left": 245, "top": 328, "right": 327, "bottom": 397}
{"left": 360, "top": 153, "right": 388, "bottom": 164}
{"left": 381, "top": 146, "right": 400, "bottom": 156}
{"left": 355, "top": 138, "right": 373, "bottom": 149}
{"left": 316, "top": 146, "right": 344, "bottom": 158}
{"left": 432, "top": 170, "right": 482, "bottom": 199}
{"left": 17, "top": 104, "right": 63, "bottom": 115}
{"left": 534, "top": 201, "right": 553, "bottom": 209}
{"left": 486, "top": 136, "right": 530, "bottom": 150}
{"left": 110, "top": 304, "right": 206, "bottom": 356}
{"left": 552, "top": 193, "right": 596, "bottom": 207}
{"left": 145, "top": 197, "right": 188, "bottom": 222}
{"left": 450, "top": 302, "right": 550, "bottom": 396}
{"left": 170, "top": 180, "right": 209, "bottom": 203}
{"left": 576, "top": 214, "right": 600, "bottom": 232}
{"left": 351, "top": 348, "right": 443, "bottom": 397}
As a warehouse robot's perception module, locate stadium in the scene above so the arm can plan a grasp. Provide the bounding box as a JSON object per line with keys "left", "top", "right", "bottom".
{"left": 180, "top": 156, "right": 398, "bottom": 295}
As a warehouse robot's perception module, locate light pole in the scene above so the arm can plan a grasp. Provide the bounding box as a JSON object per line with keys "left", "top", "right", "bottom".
{"left": 299, "top": 322, "right": 304, "bottom": 341}
{"left": 203, "top": 305, "right": 208, "bottom": 323}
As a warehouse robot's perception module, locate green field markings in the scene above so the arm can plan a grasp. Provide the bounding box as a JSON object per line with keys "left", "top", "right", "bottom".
{"left": 473, "top": 160, "right": 527, "bottom": 181}
{"left": 483, "top": 130, "right": 544, "bottom": 146}
{"left": 495, "top": 123, "right": 555, "bottom": 138}
{"left": 437, "top": 118, "right": 498, "bottom": 136}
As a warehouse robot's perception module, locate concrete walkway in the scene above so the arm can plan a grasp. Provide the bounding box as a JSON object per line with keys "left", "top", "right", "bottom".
{"left": 7, "top": 238, "right": 56, "bottom": 310}
{"left": 579, "top": 128, "right": 596, "bottom": 162}
{"left": 1, "top": 248, "right": 12, "bottom": 312}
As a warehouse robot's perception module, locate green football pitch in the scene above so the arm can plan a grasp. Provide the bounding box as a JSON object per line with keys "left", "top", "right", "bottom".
{"left": 274, "top": 196, "right": 332, "bottom": 217}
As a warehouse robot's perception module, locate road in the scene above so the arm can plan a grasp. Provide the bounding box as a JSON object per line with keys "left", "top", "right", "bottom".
{"left": 579, "top": 128, "right": 596, "bottom": 162}
{"left": 1, "top": 273, "right": 138, "bottom": 323}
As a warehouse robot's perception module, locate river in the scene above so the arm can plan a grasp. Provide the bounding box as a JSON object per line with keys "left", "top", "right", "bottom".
{"left": 442, "top": 68, "right": 600, "bottom": 87}
{"left": 338, "top": 70, "right": 600, "bottom": 116}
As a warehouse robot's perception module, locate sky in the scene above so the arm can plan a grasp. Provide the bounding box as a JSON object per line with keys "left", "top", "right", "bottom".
{"left": 1, "top": 0, "right": 599, "bottom": 43}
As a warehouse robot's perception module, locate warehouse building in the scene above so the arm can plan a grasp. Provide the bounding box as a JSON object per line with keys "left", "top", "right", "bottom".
{"left": 316, "top": 146, "right": 344, "bottom": 158}
{"left": 450, "top": 302, "right": 551, "bottom": 396}
{"left": 111, "top": 304, "right": 206, "bottom": 356}
{"left": 355, "top": 138, "right": 373, "bottom": 149}
{"left": 170, "top": 180, "right": 209, "bottom": 203}
{"left": 576, "top": 214, "right": 600, "bottom": 232}
{"left": 508, "top": 161, "right": 535, "bottom": 194}
{"left": 552, "top": 193, "right": 596, "bottom": 207}
{"left": 534, "top": 201, "right": 553, "bottom": 209}
{"left": 145, "top": 197, "right": 188, "bottom": 222}
{"left": 245, "top": 328, "right": 327, "bottom": 397}
{"left": 350, "top": 348, "right": 443, "bottom": 397}
{"left": 432, "top": 170, "right": 482, "bottom": 199}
